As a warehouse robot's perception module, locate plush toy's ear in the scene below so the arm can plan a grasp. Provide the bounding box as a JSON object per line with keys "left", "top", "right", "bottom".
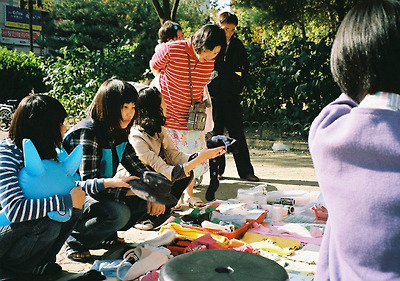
{"left": 62, "top": 144, "right": 82, "bottom": 176}
{"left": 23, "top": 139, "right": 45, "bottom": 176}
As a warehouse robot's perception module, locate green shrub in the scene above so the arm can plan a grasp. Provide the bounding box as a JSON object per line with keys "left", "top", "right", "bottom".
{"left": 0, "top": 47, "right": 46, "bottom": 103}
{"left": 41, "top": 42, "right": 141, "bottom": 118}
{"left": 242, "top": 36, "right": 341, "bottom": 138}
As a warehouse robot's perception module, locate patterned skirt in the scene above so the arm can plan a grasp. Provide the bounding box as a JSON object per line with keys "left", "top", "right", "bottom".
{"left": 165, "top": 127, "right": 208, "bottom": 178}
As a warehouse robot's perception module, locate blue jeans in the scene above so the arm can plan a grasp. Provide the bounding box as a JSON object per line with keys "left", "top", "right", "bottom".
{"left": 66, "top": 195, "right": 148, "bottom": 251}
{"left": 0, "top": 208, "right": 82, "bottom": 278}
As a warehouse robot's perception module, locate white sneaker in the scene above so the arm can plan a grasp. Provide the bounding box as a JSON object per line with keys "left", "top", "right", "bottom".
{"left": 134, "top": 219, "right": 154, "bottom": 231}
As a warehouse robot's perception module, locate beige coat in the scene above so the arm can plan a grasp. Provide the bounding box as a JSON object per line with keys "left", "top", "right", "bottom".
{"left": 129, "top": 126, "right": 190, "bottom": 181}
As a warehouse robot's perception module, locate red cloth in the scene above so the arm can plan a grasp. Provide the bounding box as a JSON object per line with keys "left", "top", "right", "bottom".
{"left": 184, "top": 233, "right": 258, "bottom": 254}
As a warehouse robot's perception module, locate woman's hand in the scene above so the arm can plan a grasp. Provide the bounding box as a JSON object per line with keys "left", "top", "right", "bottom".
{"left": 70, "top": 186, "right": 86, "bottom": 209}
{"left": 183, "top": 146, "right": 226, "bottom": 175}
{"left": 198, "top": 146, "right": 226, "bottom": 161}
{"left": 147, "top": 201, "right": 166, "bottom": 216}
{"left": 104, "top": 176, "right": 139, "bottom": 189}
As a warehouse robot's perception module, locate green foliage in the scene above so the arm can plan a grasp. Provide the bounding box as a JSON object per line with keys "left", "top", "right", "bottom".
{"left": 46, "top": 0, "right": 159, "bottom": 50}
{"left": 0, "top": 47, "right": 46, "bottom": 103}
{"left": 241, "top": 36, "right": 340, "bottom": 138}
{"left": 41, "top": 42, "right": 140, "bottom": 118}
{"left": 235, "top": 0, "right": 360, "bottom": 37}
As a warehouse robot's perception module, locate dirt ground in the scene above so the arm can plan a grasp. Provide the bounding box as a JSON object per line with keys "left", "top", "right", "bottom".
{"left": 0, "top": 131, "right": 319, "bottom": 279}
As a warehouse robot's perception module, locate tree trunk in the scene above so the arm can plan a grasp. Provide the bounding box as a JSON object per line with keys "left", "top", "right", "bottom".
{"left": 151, "top": 0, "right": 165, "bottom": 23}
{"left": 151, "top": 0, "right": 180, "bottom": 24}
{"left": 170, "top": 0, "right": 179, "bottom": 21}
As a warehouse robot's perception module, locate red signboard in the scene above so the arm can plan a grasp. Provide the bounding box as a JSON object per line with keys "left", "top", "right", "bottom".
{"left": 2, "top": 28, "right": 39, "bottom": 40}
{"left": 0, "top": 28, "right": 40, "bottom": 46}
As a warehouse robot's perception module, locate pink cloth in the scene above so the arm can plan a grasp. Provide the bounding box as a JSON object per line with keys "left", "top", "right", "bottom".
{"left": 248, "top": 222, "right": 324, "bottom": 246}
{"left": 139, "top": 270, "right": 160, "bottom": 281}
{"left": 184, "top": 233, "right": 258, "bottom": 254}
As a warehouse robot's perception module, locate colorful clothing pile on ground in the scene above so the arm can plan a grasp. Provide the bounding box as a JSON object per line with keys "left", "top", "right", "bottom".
{"left": 79, "top": 185, "right": 325, "bottom": 281}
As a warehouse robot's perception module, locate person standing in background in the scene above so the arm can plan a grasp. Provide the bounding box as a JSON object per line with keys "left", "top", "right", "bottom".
{"left": 150, "top": 24, "right": 226, "bottom": 208}
{"left": 207, "top": 11, "right": 259, "bottom": 182}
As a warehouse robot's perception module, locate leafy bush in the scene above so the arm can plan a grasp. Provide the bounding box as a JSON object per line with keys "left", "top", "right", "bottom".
{"left": 0, "top": 47, "right": 46, "bottom": 103}
{"left": 41, "top": 42, "right": 141, "bottom": 118}
{"left": 242, "top": 36, "right": 341, "bottom": 138}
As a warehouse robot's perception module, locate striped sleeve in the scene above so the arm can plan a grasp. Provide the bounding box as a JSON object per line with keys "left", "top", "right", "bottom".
{"left": 0, "top": 139, "right": 71, "bottom": 223}
{"left": 63, "top": 128, "right": 105, "bottom": 195}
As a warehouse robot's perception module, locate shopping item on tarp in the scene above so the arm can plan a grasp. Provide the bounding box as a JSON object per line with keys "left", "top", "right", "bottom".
{"left": 176, "top": 204, "right": 268, "bottom": 240}
{"left": 159, "top": 249, "right": 289, "bottom": 281}
{"left": 129, "top": 171, "right": 177, "bottom": 205}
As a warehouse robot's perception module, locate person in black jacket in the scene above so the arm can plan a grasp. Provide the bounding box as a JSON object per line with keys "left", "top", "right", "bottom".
{"left": 207, "top": 11, "right": 259, "bottom": 182}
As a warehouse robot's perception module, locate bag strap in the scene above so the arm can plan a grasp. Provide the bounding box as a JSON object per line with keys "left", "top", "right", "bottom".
{"left": 187, "top": 54, "right": 194, "bottom": 106}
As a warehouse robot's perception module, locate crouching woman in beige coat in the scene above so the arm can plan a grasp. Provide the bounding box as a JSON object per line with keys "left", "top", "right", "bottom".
{"left": 128, "top": 87, "right": 225, "bottom": 230}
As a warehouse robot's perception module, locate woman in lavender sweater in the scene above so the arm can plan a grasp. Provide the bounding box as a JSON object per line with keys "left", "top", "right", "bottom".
{"left": 309, "top": 0, "right": 400, "bottom": 280}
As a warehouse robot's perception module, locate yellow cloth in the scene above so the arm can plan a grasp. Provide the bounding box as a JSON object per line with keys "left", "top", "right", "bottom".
{"left": 159, "top": 223, "right": 231, "bottom": 247}
{"left": 241, "top": 232, "right": 300, "bottom": 256}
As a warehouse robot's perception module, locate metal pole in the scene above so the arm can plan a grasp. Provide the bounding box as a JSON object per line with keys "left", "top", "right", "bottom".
{"left": 28, "top": 0, "right": 33, "bottom": 52}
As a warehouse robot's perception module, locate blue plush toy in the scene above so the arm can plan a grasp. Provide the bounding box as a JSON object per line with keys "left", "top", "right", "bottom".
{"left": 0, "top": 139, "right": 82, "bottom": 226}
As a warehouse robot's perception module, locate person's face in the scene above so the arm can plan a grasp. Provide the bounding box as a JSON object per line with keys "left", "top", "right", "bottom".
{"left": 195, "top": 45, "right": 222, "bottom": 62}
{"left": 60, "top": 121, "right": 67, "bottom": 138}
{"left": 120, "top": 102, "right": 136, "bottom": 129}
{"left": 219, "top": 22, "right": 236, "bottom": 42}
{"left": 176, "top": 30, "right": 184, "bottom": 40}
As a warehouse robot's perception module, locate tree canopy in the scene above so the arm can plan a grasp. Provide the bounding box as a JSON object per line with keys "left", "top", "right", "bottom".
{"left": 235, "top": 0, "right": 359, "bottom": 39}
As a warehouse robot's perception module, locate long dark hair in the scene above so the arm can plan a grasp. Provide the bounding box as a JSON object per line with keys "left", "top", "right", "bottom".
{"left": 87, "top": 79, "right": 138, "bottom": 136}
{"left": 136, "top": 87, "right": 166, "bottom": 136}
{"left": 330, "top": 0, "right": 400, "bottom": 103}
{"left": 9, "top": 94, "right": 67, "bottom": 160}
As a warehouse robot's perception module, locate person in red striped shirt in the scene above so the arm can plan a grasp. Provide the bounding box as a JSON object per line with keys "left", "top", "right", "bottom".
{"left": 150, "top": 24, "right": 226, "bottom": 208}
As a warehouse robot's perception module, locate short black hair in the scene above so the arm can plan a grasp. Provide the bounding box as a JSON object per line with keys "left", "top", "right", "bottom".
{"left": 158, "top": 20, "right": 182, "bottom": 43}
{"left": 192, "top": 24, "right": 226, "bottom": 54}
{"left": 217, "top": 11, "right": 238, "bottom": 26}
{"left": 87, "top": 79, "right": 139, "bottom": 133}
{"left": 9, "top": 94, "right": 67, "bottom": 160}
{"left": 330, "top": 0, "right": 400, "bottom": 103}
{"left": 136, "top": 87, "right": 166, "bottom": 136}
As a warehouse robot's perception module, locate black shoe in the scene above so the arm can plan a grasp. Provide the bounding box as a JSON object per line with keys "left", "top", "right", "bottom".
{"left": 242, "top": 174, "right": 260, "bottom": 182}
{"left": 129, "top": 171, "right": 177, "bottom": 205}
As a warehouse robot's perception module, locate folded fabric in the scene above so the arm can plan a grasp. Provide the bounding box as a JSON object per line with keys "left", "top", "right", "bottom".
{"left": 139, "top": 270, "right": 160, "bottom": 281}
{"left": 130, "top": 171, "right": 177, "bottom": 205}
{"left": 248, "top": 222, "right": 324, "bottom": 246}
{"left": 91, "top": 260, "right": 132, "bottom": 280}
{"left": 241, "top": 232, "right": 300, "bottom": 256}
{"left": 248, "top": 240, "right": 297, "bottom": 256}
{"left": 184, "top": 233, "right": 258, "bottom": 254}
{"left": 184, "top": 233, "right": 226, "bottom": 252}
{"left": 135, "top": 229, "right": 176, "bottom": 247}
{"left": 159, "top": 223, "right": 231, "bottom": 247}
{"left": 242, "top": 232, "right": 301, "bottom": 249}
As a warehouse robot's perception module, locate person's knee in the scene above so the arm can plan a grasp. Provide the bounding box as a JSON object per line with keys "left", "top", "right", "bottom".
{"left": 32, "top": 218, "right": 63, "bottom": 242}
{"left": 102, "top": 201, "right": 131, "bottom": 230}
